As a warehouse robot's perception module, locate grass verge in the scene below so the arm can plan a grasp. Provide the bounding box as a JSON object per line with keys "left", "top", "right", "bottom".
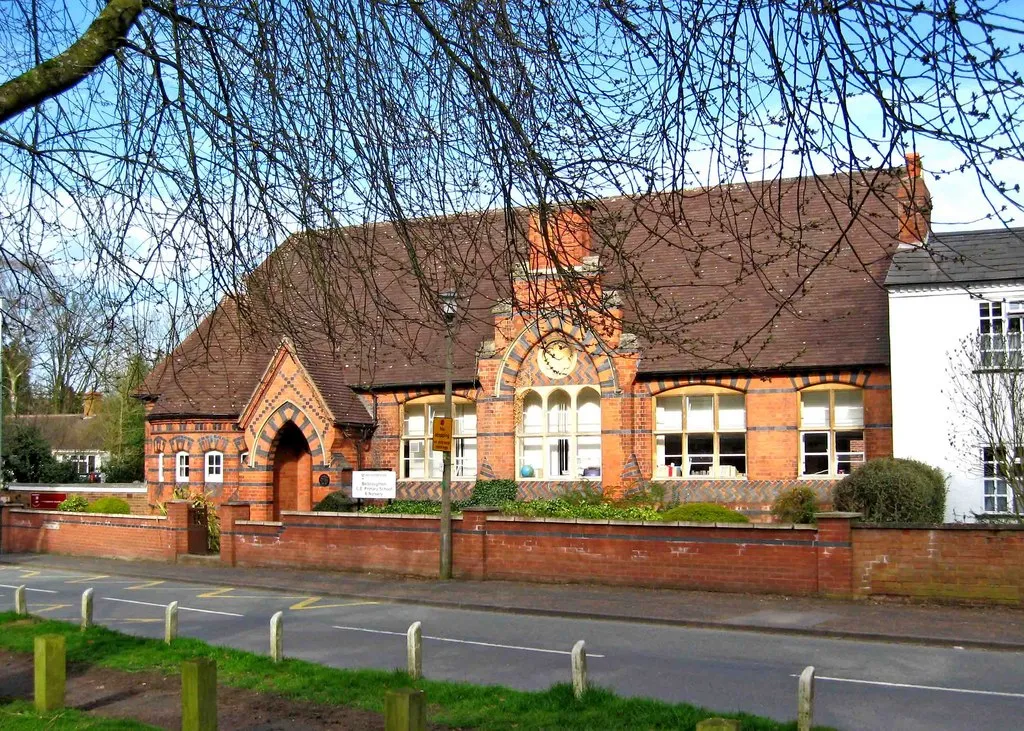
{"left": 0, "top": 699, "right": 157, "bottom": 730}
{"left": 0, "top": 612, "right": 832, "bottom": 730}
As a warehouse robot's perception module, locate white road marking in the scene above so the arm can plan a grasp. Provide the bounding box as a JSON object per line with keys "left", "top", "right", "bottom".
{"left": 332, "top": 625, "right": 606, "bottom": 657}
{"left": 103, "top": 597, "right": 243, "bottom": 618}
{"left": 792, "top": 674, "right": 1024, "bottom": 699}
{"left": 0, "top": 584, "right": 57, "bottom": 594}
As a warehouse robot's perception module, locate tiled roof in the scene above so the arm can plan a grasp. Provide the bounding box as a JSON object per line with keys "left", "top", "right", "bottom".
{"left": 141, "top": 168, "right": 905, "bottom": 421}
{"left": 8, "top": 414, "right": 107, "bottom": 452}
{"left": 884, "top": 227, "right": 1024, "bottom": 287}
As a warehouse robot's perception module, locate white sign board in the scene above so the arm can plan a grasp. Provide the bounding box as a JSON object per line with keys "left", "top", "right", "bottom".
{"left": 352, "top": 470, "right": 397, "bottom": 499}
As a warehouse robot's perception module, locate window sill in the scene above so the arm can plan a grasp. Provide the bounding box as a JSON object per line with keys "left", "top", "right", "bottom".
{"left": 397, "top": 477, "right": 477, "bottom": 482}
{"left": 654, "top": 476, "right": 747, "bottom": 481}
{"left": 516, "top": 476, "right": 601, "bottom": 482}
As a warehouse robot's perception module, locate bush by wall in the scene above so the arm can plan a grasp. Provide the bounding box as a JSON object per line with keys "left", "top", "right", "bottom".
{"left": 361, "top": 500, "right": 458, "bottom": 515}
{"left": 834, "top": 457, "right": 947, "bottom": 523}
{"left": 660, "top": 503, "right": 749, "bottom": 523}
{"left": 500, "top": 498, "right": 660, "bottom": 521}
{"left": 313, "top": 491, "right": 357, "bottom": 512}
{"left": 85, "top": 496, "right": 131, "bottom": 514}
{"left": 771, "top": 486, "right": 819, "bottom": 524}
{"left": 467, "top": 479, "right": 518, "bottom": 506}
{"left": 57, "top": 495, "right": 88, "bottom": 512}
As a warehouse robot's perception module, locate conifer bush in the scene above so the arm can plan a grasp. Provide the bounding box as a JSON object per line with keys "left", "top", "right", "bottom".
{"left": 833, "top": 458, "right": 947, "bottom": 524}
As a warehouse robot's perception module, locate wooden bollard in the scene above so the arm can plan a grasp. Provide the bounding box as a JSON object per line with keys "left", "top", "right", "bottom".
{"left": 81, "top": 588, "right": 94, "bottom": 630}
{"left": 270, "top": 611, "right": 283, "bottom": 662}
{"left": 181, "top": 658, "right": 217, "bottom": 731}
{"left": 15, "top": 584, "right": 27, "bottom": 615}
{"left": 407, "top": 621, "right": 422, "bottom": 680}
{"left": 571, "top": 640, "right": 587, "bottom": 699}
{"left": 696, "top": 719, "right": 740, "bottom": 730}
{"left": 384, "top": 688, "right": 426, "bottom": 731}
{"left": 798, "top": 665, "right": 815, "bottom": 731}
{"left": 34, "top": 634, "right": 66, "bottom": 712}
{"left": 165, "top": 601, "right": 179, "bottom": 644}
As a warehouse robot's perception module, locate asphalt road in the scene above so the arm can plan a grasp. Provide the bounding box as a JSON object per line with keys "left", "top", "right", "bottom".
{"left": 1, "top": 563, "right": 1022, "bottom": 730}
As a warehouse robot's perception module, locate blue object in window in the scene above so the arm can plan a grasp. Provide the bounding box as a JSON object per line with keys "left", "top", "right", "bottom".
{"left": 520, "top": 465, "right": 535, "bottom": 478}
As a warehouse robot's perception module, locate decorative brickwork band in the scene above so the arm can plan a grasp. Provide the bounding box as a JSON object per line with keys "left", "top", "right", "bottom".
{"left": 198, "top": 435, "right": 230, "bottom": 453}
{"left": 255, "top": 402, "right": 326, "bottom": 467}
{"left": 168, "top": 436, "right": 194, "bottom": 453}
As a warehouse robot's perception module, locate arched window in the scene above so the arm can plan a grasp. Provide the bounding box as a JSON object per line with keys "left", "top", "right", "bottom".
{"left": 799, "top": 387, "right": 865, "bottom": 476}
{"left": 175, "top": 452, "right": 190, "bottom": 483}
{"left": 401, "top": 399, "right": 477, "bottom": 479}
{"left": 205, "top": 451, "right": 224, "bottom": 483}
{"left": 156, "top": 452, "right": 164, "bottom": 483}
{"left": 517, "top": 386, "right": 601, "bottom": 479}
{"left": 654, "top": 389, "right": 746, "bottom": 478}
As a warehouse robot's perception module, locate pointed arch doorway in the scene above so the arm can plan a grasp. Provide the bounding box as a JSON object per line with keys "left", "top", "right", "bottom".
{"left": 272, "top": 422, "right": 312, "bottom": 520}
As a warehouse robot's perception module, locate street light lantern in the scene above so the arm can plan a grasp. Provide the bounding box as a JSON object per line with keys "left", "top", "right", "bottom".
{"left": 440, "top": 290, "right": 458, "bottom": 324}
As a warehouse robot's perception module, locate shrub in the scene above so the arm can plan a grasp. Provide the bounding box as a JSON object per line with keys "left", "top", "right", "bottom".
{"left": 313, "top": 491, "right": 357, "bottom": 512}
{"left": 558, "top": 485, "right": 605, "bottom": 506}
{"left": 86, "top": 496, "right": 131, "bottom": 514}
{"left": 467, "top": 479, "right": 518, "bottom": 506}
{"left": 499, "top": 498, "right": 660, "bottom": 521}
{"left": 771, "top": 486, "right": 819, "bottom": 524}
{"left": 833, "top": 457, "right": 947, "bottom": 524}
{"left": 57, "top": 495, "right": 88, "bottom": 512}
{"left": 659, "top": 503, "right": 749, "bottom": 523}
{"left": 2, "top": 423, "right": 78, "bottom": 484}
{"left": 615, "top": 482, "right": 668, "bottom": 508}
{"left": 361, "top": 500, "right": 463, "bottom": 515}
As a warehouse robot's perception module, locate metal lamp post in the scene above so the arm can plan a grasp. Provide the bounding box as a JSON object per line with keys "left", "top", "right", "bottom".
{"left": 439, "top": 290, "right": 457, "bottom": 580}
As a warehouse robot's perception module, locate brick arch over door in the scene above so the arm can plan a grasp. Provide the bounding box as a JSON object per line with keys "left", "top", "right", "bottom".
{"left": 495, "top": 319, "right": 618, "bottom": 397}
{"left": 253, "top": 402, "right": 326, "bottom": 468}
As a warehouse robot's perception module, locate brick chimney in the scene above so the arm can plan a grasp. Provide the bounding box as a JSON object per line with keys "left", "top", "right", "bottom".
{"left": 82, "top": 391, "right": 102, "bottom": 417}
{"left": 527, "top": 207, "right": 593, "bottom": 271}
{"left": 897, "top": 152, "right": 931, "bottom": 248}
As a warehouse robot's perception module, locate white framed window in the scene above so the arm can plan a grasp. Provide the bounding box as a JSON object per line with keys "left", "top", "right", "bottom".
{"left": 239, "top": 452, "right": 249, "bottom": 468}
{"left": 980, "top": 300, "right": 1024, "bottom": 367}
{"left": 175, "top": 452, "right": 190, "bottom": 482}
{"left": 157, "top": 453, "right": 164, "bottom": 483}
{"left": 983, "top": 445, "right": 1021, "bottom": 513}
{"left": 800, "top": 388, "right": 865, "bottom": 476}
{"left": 516, "top": 386, "right": 601, "bottom": 479}
{"left": 654, "top": 390, "right": 746, "bottom": 478}
{"left": 205, "top": 451, "right": 224, "bottom": 483}
{"left": 68, "top": 454, "right": 98, "bottom": 476}
{"left": 401, "top": 401, "right": 477, "bottom": 479}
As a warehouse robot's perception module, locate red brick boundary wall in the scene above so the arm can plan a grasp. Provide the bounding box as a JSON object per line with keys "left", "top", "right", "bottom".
{"left": 852, "top": 524, "right": 1024, "bottom": 605}
{"left": 219, "top": 504, "right": 856, "bottom": 596}
{"left": 0, "top": 501, "right": 193, "bottom": 562}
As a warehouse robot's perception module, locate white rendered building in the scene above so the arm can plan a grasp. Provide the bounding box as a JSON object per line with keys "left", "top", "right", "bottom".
{"left": 887, "top": 228, "right": 1024, "bottom": 521}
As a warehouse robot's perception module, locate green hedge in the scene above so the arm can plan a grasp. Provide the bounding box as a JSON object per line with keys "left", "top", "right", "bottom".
{"left": 467, "top": 479, "right": 518, "bottom": 506}
{"left": 85, "top": 496, "right": 131, "bottom": 514}
{"left": 834, "top": 457, "right": 947, "bottom": 523}
{"left": 499, "top": 498, "right": 660, "bottom": 521}
{"left": 659, "top": 503, "right": 749, "bottom": 523}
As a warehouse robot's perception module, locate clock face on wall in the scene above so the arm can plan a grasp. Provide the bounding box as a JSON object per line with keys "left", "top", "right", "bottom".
{"left": 538, "top": 339, "right": 577, "bottom": 379}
